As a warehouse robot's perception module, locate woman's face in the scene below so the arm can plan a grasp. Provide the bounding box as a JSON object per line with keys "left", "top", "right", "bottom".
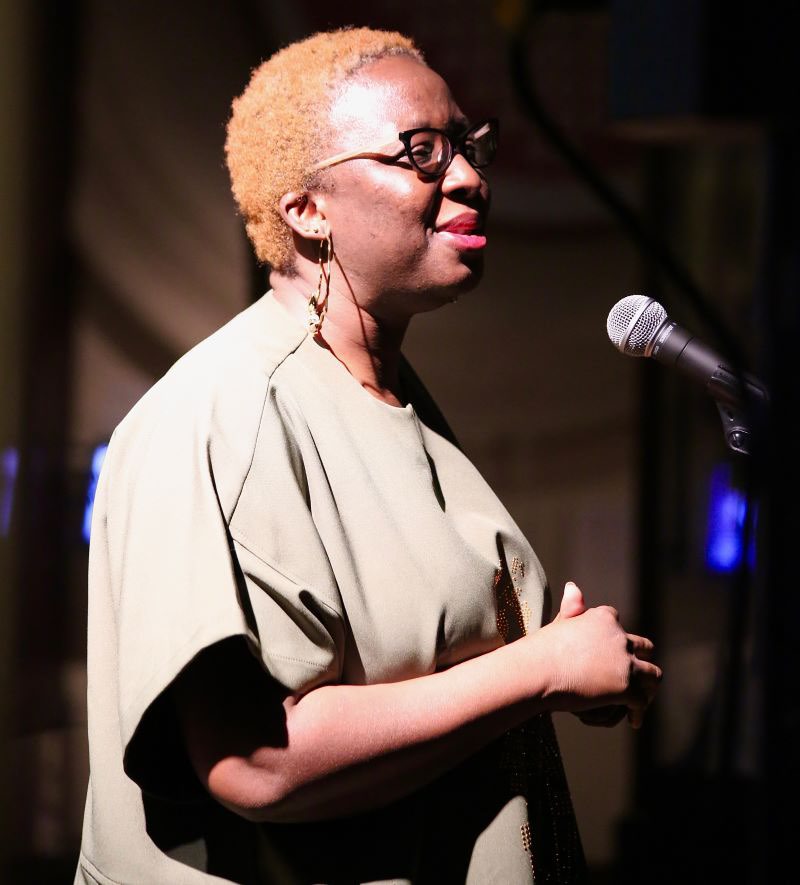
{"left": 316, "top": 55, "right": 491, "bottom": 323}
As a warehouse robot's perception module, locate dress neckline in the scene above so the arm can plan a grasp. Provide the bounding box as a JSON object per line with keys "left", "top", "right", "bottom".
{"left": 303, "top": 334, "right": 417, "bottom": 417}
{"left": 263, "top": 290, "right": 416, "bottom": 416}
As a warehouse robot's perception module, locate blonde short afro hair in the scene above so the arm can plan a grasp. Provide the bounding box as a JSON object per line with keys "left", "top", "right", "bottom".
{"left": 225, "top": 27, "right": 424, "bottom": 272}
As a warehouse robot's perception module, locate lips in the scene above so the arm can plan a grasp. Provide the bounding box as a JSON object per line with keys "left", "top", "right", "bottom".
{"left": 434, "top": 212, "right": 487, "bottom": 251}
{"left": 435, "top": 212, "right": 483, "bottom": 235}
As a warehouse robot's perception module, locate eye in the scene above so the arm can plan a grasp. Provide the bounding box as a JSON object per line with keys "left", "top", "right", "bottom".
{"left": 406, "top": 131, "right": 447, "bottom": 171}
{"left": 459, "top": 121, "right": 497, "bottom": 167}
{"left": 409, "top": 138, "right": 436, "bottom": 162}
{"left": 462, "top": 139, "right": 478, "bottom": 162}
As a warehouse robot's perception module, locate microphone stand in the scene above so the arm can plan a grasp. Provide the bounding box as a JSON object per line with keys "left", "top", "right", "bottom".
{"left": 506, "top": 7, "right": 775, "bottom": 876}
{"left": 706, "top": 372, "right": 770, "bottom": 457}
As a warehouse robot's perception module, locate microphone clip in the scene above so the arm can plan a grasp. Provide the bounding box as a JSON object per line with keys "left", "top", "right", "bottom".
{"left": 708, "top": 368, "right": 769, "bottom": 457}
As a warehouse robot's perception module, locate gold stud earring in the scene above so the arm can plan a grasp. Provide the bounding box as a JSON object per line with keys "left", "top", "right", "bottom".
{"left": 307, "top": 229, "right": 333, "bottom": 336}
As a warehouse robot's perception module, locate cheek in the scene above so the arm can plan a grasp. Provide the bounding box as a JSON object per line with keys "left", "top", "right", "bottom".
{"left": 337, "top": 213, "right": 432, "bottom": 276}
{"left": 335, "top": 172, "right": 436, "bottom": 243}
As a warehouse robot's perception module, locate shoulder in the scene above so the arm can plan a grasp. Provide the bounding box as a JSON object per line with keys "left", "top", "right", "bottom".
{"left": 106, "top": 294, "right": 310, "bottom": 518}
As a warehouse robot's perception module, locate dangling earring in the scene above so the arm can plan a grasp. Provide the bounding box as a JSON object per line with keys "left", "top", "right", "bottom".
{"left": 307, "top": 229, "right": 333, "bottom": 336}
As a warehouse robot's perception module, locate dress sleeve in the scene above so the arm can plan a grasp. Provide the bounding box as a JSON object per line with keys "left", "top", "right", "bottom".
{"left": 92, "top": 372, "right": 344, "bottom": 800}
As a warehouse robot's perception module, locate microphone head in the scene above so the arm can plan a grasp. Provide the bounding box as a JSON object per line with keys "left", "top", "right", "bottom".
{"left": 606, "top": 294, "right": 668, "bottom": 356}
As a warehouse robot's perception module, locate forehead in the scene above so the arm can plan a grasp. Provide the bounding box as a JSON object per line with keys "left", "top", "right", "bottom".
{"left": 327, "top": 55, "right": 465, "bottom": 150}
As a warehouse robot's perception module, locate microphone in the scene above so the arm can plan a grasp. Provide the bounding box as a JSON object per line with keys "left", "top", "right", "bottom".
{"left": 606, "top": 294, "right": 769, "bottom": 454}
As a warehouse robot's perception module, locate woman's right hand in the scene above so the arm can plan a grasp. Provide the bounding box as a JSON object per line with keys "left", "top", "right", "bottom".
{"left": 521, "top": 581, "right": 661, "bottom": 727}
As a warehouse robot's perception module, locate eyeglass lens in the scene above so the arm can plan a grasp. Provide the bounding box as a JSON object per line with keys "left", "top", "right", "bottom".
{"left": 405, "top": 121, "right": 496, "bottom": 175}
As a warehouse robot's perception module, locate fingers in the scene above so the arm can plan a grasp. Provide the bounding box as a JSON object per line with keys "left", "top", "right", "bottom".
{"left": 555, "top": 581, "right": 586, "bottom": 622}
{"left": 543, "top": 598, "right": 662, "bottom": 727}
{"left": 633, "top": 658, "right": 663, "bottom": 686}
{"left": 553, "top": 587, "right": 622, "bottom": 624}
{"left": 625, "top": 658, "right": 663, "bottom": 729}
{"left": 578, "top": 659, "right": 661, "bottom": 731}
{"left": 626, "top": 634, "right": 654, "bottom": 659}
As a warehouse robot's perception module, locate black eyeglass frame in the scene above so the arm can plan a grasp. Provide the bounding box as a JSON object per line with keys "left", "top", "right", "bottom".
{"left": 395, "top": 117, "right": 499, "bottom": 176}
{"left": 310, "top": 117, "right": 500, "bottom": 177}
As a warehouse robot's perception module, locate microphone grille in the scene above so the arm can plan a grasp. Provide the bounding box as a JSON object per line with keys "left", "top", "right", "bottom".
{"left": 606, "top": 294, "right": 667, "bottom": 356}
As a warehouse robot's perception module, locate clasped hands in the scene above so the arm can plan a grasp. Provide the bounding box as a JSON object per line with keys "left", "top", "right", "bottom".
{"left": 549, "top": 581, "right": 662, "bottom": 730}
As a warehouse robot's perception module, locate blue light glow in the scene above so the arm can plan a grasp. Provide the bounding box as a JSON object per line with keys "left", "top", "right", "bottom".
{"left": 1, "top": 446, "right": 19, "bottom": 538}
{"left": 705, "top": 463, "right": 753, "bottom": 573}
{"left": 83, "top": 443, "right": 108, "bottom": 544}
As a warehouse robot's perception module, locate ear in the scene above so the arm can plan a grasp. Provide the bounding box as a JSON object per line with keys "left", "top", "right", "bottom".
{"left": 279, "top": 192, "right": 329, "bottom": 243}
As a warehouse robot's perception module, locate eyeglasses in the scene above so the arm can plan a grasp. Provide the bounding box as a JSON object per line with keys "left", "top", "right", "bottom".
{"left": 311, "top": 118, "right": 499, "bottom": 178}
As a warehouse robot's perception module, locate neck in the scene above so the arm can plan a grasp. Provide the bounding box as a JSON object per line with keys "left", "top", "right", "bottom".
{"left": 270, "top": 264, "right": 410, "bottom": 407}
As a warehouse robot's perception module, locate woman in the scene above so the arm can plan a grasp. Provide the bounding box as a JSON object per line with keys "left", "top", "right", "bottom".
{"left": 76, "top": 27, "right": 661, "bottom": 885}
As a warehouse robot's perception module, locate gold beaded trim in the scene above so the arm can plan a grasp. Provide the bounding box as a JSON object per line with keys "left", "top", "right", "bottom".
{"left": 493, "top": 551, "right": 586, "bottom": 883}
{"left": 493, "top": 556, "right": 532, "bottom": 643}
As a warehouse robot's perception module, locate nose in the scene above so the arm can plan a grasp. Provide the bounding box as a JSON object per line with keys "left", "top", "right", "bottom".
{"left": 440, "top": 151, "right": 485, "bottom": 197}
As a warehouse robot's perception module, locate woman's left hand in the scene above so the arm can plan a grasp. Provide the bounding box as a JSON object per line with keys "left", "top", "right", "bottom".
{"left": 556, "top": 581, "right": 657, "bottom": 730}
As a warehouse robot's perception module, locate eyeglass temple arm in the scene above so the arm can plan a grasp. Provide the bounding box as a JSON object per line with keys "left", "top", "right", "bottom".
{"left": 310, "top": 141, "right": 402, "bottom": 172}
{"left": 310, "top": 120, "right": 496, "bottom": 172}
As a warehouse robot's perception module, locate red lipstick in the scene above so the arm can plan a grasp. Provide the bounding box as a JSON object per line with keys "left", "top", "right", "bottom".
{"left": 435, "top": 213, "right": 486, "bottom": 250}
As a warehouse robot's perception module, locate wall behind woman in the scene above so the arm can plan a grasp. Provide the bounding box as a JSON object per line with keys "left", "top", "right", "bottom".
{"left": 5, "top": 0, "right": 770, "bottom": 881}
{"left": 1, "top": 0, "right": 33, "bottom": 874}
{"left": 6, "top": 2, "right": 259, "bottom": 879}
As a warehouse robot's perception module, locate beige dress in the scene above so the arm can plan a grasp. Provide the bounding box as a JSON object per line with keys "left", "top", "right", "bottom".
{"left": 76, "top": 292, "right": 584, "bottom": 884}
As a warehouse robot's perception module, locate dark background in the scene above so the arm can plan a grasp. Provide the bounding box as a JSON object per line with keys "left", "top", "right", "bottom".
{"left": 2, "top": 1, "right": 797, "bottom": 881}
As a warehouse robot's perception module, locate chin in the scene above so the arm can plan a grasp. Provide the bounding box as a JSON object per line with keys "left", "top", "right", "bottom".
{"left": 417, "top": 266, "right": 484, "bottom": 315}
{"left": 448, "top": 253, "right": 485, "bottom": 294}
{"left": 387, "top": 252, "right": 486, "bottom": 319}
{"left": 460, "top": 257, "right": 485, "bottom": 289}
